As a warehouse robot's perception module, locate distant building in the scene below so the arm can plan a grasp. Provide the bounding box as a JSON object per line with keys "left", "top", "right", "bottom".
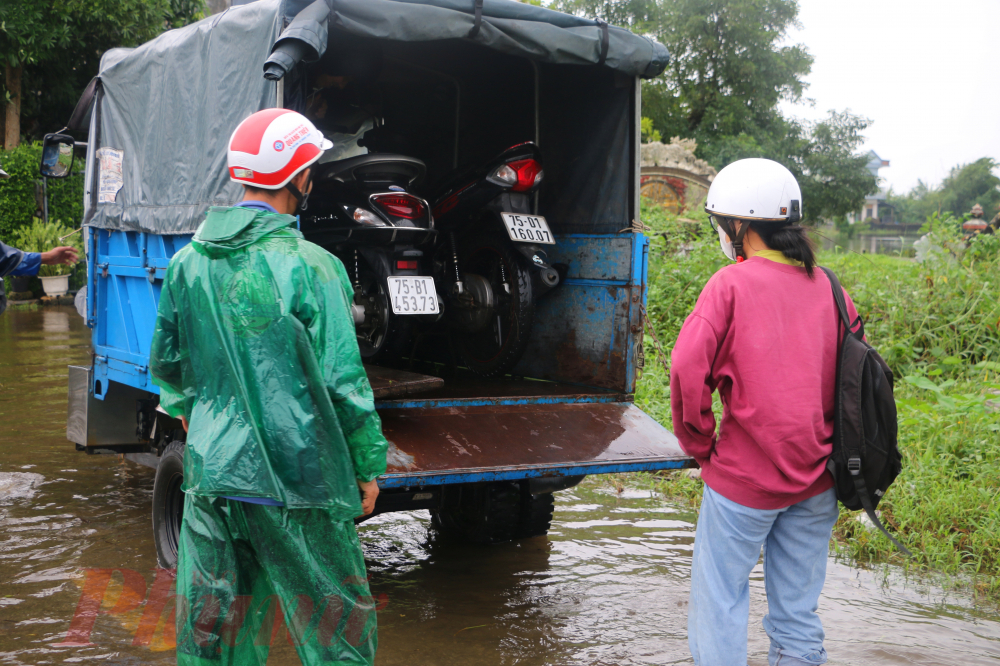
{"left": 847, "top": 151, "right": 892, "bottom": 225}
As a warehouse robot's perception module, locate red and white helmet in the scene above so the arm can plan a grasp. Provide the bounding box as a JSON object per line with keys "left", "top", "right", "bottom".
{"left": 227, "top": 108, "right": 333, "bottom": 189}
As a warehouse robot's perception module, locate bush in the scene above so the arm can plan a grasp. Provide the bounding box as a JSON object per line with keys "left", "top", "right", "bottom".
{"left": 12, "top": 219, "right": 84, "bottom": 277}
{"left": 824, "top": 227, "right": 1000, "bottom": 378}
{"left": 0, "top": 142, "right": 85, "bottom": 241}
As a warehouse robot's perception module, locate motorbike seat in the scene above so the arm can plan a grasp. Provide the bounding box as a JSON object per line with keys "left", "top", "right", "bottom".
{"left": 315, "top": 154, "right": 427, "bottom": 189}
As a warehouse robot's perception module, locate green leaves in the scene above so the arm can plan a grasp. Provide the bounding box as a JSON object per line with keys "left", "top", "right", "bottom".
{"left": 4, "top": 0, "right": 205, "bottom": 145}
{"left": 12, "top": 218, "right": 83, "bottom": 276}
{"left": 904, "top": 375, "right": 944, "bottom": 393}
{"left": 561, "top": 1, "right": 876, "bottom": 224}
{"left": 0, "top": 142, "right": 84, "bottom": 240}
{"left": 889, "top": 157, "right": 1000, "bottom": 224}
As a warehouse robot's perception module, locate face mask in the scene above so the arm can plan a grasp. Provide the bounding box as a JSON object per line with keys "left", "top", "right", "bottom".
{"left": 718, "top": 226, "right": 737, "bottom": 262}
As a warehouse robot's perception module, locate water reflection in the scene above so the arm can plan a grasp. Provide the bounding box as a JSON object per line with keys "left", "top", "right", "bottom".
{"left": 1, "top": 306, "right": 999, "bottom": 665}
{"left": 363, "top": 490, "right": 1000, "bottom": 666}
{"left": 815, "top": 232, "right": 923, "bottom": 257}
{"left": 41, "top": 310, "right": 70, "bottom": 334}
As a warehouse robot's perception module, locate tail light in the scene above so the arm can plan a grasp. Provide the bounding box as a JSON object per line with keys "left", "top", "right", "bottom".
{"left": 396, "top": 260, "right": 419, "bottom": 270}
{"left": 371, "top": 193, "right": 427, "bottom": 220}
{"left": 491, "top": 159, "right": 543, "bottom": 192}
{"left": 510, "top": 159, "right": 543, "bottom": 192}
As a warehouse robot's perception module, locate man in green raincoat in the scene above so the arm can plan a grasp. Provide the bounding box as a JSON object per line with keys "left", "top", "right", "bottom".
{"left": 150, "top": 109, "right": 387, "bottom": 665}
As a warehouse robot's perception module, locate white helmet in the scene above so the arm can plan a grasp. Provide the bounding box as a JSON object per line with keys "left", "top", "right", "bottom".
{"left": 227, "top": 108, "right": 333, "bottom": 190}
{"left": 705, "top": 158, "right": 802, "bottom": 261}
{"left": 705, "top": 158, "right": 802, "bottom": 223}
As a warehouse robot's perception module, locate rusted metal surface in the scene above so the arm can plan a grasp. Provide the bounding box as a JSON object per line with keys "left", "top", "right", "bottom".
{"left": 507, "top": 233, "right": 647, "bottom": 393}
{"left": 548, "top": 236, "right": 634, "bottom": 282}
{"left": 377, "top": 401, "right": 693, "bottom": 487}
{"left": 364, "top": 365, "right": 444, "bottom": 399}
{"left": 511, "top": 284, "right": 632, "bottom": 390}
{"left": 377, "top": 372, "right": 623, "bottom": 405}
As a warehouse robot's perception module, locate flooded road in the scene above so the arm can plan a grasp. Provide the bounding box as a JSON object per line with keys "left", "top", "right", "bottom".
{"left": 2, "top": 306, "right": 1000, "bottom": 665}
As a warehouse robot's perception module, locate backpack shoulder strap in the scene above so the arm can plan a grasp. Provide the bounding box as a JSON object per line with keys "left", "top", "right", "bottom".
{"left": 821, "top": 267, "right": 854, "bottom": 333}
{"left": 852, "top": 470, "right": 913, "bottom": 557}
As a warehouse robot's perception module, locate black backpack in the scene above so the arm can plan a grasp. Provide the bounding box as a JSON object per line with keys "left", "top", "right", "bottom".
{"left": 821, "top": 268, "right": 910, "bottom": 556}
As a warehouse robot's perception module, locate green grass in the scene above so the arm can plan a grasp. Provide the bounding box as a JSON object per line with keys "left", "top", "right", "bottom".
{"left": 631, "top": 201, "right": 1000, "bottom": 601}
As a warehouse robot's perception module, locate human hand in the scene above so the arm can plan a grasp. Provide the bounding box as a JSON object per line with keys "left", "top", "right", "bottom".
{"left": 357, "top": 479, "right": 379, "bottom": 517}
{"left": 179, "top": 415, "right": 189, "bottom": 432}
{"left": 40, "top": 246, "right": 79, "bottom": 266}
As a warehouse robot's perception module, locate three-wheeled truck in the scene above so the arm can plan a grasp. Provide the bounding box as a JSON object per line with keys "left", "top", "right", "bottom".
{"left": 44, "top": 0, "right": 693, "bottom": 568}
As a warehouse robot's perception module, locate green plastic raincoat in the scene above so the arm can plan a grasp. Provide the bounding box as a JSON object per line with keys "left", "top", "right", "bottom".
{"left": 150, "top": 206, "right": 388, "bottom": 516}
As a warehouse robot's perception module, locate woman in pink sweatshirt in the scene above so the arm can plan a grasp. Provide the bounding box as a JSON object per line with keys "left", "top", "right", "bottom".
{"left": 670, "top": 159, "right": 859, "bottom": 666}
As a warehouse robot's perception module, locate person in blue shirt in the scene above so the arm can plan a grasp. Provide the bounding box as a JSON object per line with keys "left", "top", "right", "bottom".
{"left": 0, "top": 240, "right": 79, "bottom": 313}
{"left": 0, "top": 164, "right": 80, "bottom": 313}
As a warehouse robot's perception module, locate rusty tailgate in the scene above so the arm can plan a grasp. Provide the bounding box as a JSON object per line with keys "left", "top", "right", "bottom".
{"left": 376, "top": 402, "right": 694, "bottom": 488}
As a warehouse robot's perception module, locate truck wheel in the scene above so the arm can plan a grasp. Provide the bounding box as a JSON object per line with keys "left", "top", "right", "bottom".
{"left": 431, "top": 481, "right": 554, "bottom": 544}
{"left": 152, "top": 441, "right": 185, "bottom": 569}
{"left": 516, "top": 490, "right": 555, "bottom": 539}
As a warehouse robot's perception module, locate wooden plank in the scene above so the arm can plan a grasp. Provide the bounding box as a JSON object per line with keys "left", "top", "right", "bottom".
{"left": 364, "top": 365, "right": 444, "bottom": 399}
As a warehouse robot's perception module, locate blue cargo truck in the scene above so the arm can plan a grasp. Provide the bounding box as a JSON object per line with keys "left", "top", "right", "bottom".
{"left": 46, "top": 0, "right": 692, "bottom": 567}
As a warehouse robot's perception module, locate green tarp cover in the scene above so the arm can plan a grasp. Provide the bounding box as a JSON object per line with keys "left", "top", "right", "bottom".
{"left": 86, "top": 0, "right": 666, "bottom": 235}
{"left": 323, "top": 0, "right": 667, "bottom": 77}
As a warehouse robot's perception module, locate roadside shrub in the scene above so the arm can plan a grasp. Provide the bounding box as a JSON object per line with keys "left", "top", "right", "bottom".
{"left": 12, "top": 219, "right": 84, "bottom": 277}
{"left": 0, "top": 142, "right": 85, "bottom": 241}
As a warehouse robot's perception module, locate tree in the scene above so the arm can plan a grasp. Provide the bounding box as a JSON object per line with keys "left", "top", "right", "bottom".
{"left": 0, "top": 0, "right": 204, "bottom": 148}
{"left": 0, "top": 2, "right": 72, "bottom": 148}
{"left": 655, "top": 0, "right": 812, "bottom": 141}
{"left": 889, "top": 158, "right": 1000, "bottom": 224}
{"left": 554, "top": 0, "right": 876, "bottom": 223}
{"left": 794, "top": 111, "right": 878, "bottom": 222}
{"left": 937, "top": 158, "right": 1000, "bottom": 219}
{"left": 556, "top": 0, "right": 811, "bottom": 142}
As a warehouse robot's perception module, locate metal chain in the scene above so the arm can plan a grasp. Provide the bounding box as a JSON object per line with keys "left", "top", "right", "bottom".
{"left": 640, "top": 304, "right": 671, "bottom": 376}
{"left": 353, "top": 249, "right": 361, "bottom": 290}
{"left": 449, "top": 231, "right": 461, "bottom": 282}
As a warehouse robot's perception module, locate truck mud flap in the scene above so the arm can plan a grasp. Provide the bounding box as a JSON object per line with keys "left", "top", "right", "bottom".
{"left": 377, "top": 402, "right": 693, "bottom": 488}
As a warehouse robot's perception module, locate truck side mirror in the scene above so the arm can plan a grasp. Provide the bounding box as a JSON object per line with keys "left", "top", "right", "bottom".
{"left": 40, "top": 134, "right": 76, "bottom": 179}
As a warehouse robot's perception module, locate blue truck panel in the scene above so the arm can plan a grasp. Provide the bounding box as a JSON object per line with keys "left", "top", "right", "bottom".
{"left": 90, "top": 228, "right": 192, "bottom": 398}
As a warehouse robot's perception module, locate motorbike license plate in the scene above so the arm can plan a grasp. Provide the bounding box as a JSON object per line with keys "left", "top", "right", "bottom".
{"left": 501, "top": 213, "right": 555, "bottom": 244}
{"left": 387, "top": 276, "right": 439, "bottom": 315}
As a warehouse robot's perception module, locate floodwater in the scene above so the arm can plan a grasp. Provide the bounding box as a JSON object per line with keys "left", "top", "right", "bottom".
{"left": 2, "top": 306, "right": 1000, "bottom": 665}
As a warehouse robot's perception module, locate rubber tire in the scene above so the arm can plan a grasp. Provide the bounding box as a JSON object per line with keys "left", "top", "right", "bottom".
{"left": 431, "top": 481, "right": 555, "bottom": 544}
{"left": 455, "top": 232, "right": 534, "bottom": 378}
{"left": 356, "top": 267, "right": 414, "bottom": 364}
{"left": 152, "top": 441, "right": 185, "bottom": 569}
{"left": 516, "top": 490, "right": 555, "bottom": 540}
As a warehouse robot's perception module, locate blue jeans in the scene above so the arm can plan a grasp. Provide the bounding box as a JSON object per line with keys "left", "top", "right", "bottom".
{"left": 688, "top": 486, "right": 839, "bottom": 666}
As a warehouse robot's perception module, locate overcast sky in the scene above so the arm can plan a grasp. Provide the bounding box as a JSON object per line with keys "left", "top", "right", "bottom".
{"left": 778, "top": 0, "right": 1000, "bottom": 194}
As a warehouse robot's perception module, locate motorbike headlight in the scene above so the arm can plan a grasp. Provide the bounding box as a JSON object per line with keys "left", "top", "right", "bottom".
{"left": 345, "top": 206, "right": 386, "bottom": 227}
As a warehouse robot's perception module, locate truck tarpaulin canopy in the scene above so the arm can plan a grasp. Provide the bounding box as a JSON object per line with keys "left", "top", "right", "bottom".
{"left": 86, "top": 0, "right": 668, "bottom": 235}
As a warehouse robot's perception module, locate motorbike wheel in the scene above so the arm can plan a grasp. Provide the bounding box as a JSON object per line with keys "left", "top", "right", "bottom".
{"left": 354, "top": 266, "right": 413, "bottom": 363}
{"left": 455, "top": 232, "right": 533, "bottom": 378}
